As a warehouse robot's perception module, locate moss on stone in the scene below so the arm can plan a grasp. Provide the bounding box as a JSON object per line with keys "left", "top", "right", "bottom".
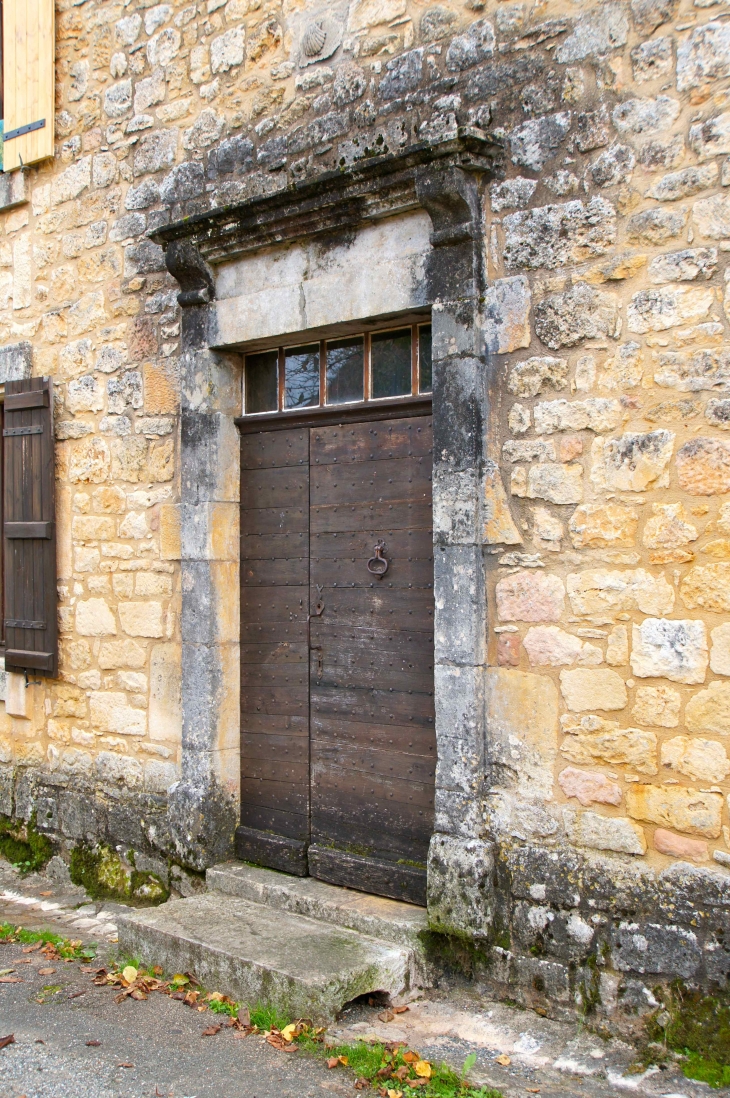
{"left": 0, "top": 813, "right": 53, "bottom": 874}
{"left": 645, "top": 983, "right": 730, "bottom": 1088}
{"left": 70, "top": 843, "right": 169, "bottom": 905}
{"left": 418, "top": 929, "right": 492, "bottom": 978}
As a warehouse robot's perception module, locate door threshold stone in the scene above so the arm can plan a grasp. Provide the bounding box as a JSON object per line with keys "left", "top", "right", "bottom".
{"left": 118, "top": 876, "right": 430, "bottom": 1022}
{"left": 207, "top": 860, "right": 430, "bottom": 950}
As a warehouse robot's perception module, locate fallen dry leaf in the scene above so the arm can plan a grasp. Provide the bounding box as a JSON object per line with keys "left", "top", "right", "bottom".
{"left": 0, "top": 969, "right": 14, "bottom": 976}
{"left": 327, "top": 1057, "right": 340, "bottom": 1069}
{"left": 392, "top": 1066, "right": 409, "bottom": 1082}
{"left": 122, "top": 966, "right": 138, "bottom": 984}
{"left": 117, "top": 1062, "right": 134, "bottom": 1068}
{"left": 86, "top": 1040, "right": 101, "bottom": 1047}
{"left": 0, "top": 977, "right": 22, "bottom": 984}
{"left": 13, "top": 959, "right": 32, "bottom": 965}
{"left": 22, "top": 943, "right": 42, "bottom": 954}
{"left": 130, "top": 990, "right": 148, "bottom": 1001}
{"left": 392, "top": 1005, "right": 409, "bottom": 1015}
{"left": 39, "top": 891, "right": 53, "bottom": 897}
{"left": 237, "top": 1006, "right": 251, "bottom": 1027}
{"left": 414, "top": 1061, "right": 431, "bottom": 1079}
{"left": 202, "top": 1025, "right": 221, "bottom": 1037}
{"left": 280, "top": 1023, "right": 297, "bottom": 1042}
{"left": 354, "top": 1079, "right": 369, "bottom": 1090}
{"left": 526, "top": 1090, "right": 540, "bottom": 1094}
{"left": 387, "top": 1090, "right": 403, "bottom": 1098}
{"left": 0, "top": 1034, "right": 15, "bottom": 1049}
{"left": 402, "top": 1051, "right": 419, "bottom": 1064}
{"left": 495, "top": 1053, "right": 511, "bottom": 1067}
{"left": 406, "top": 1081, "right": 428, "bottom": 1089}
{"left": 378, "top": 1010, "right": 395, "bottom": 1023}
{"left": 37, "top": 968, "right": 56, "bottom": 977}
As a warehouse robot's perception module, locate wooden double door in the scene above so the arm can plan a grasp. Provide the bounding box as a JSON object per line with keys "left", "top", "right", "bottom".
{"left": 237, "top": 412, "right": 436, "bottom": 906}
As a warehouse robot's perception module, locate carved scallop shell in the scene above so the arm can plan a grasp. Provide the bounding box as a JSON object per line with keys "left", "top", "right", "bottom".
{"left": 302, "top": 20, "right": 326, "bottom": 57}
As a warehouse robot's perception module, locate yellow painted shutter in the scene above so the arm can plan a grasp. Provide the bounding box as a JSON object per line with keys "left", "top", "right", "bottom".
{"left": 3, "top": 0, "right": 55, "bottom": 172}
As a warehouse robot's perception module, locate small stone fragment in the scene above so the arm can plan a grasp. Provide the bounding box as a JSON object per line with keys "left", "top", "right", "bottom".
{"left": 627, "top": 784, "right": 722, "bottom": 838}
{"left": 495, "top": 570, "right": 565, "bottom": 623}
{"left": 502, "top": 440, "right": 556, "bottom": 464}
{"left": 632, "top": 685, "right": 680, "bottom": 728}
{"left": 661, "top": 735, "right": 730, "bottom": 783}
{"left": 532, "top": 507, "right": 564, "bottom": 552}
{"left": 560, "top": 668, "right": 628, "bottom": 712}
{"left": 508, "top": 404, "right": 530, "bottom": 434}
{"left": 630, "top": 618, "right": 708, "bottom": 684}
{"left": 490, "top": 177, "right": 538, "bottom": 212}
{"left": 630, "top": 36, "right": 674, "bottom": 84}
{"left": 693, "top": 193, "right": 730, "bottom": 241}
{"left": 690, "top": 111, "right": 730, "bottom": 161}
{"left": 677, "top": 21, "right": 730, "bottom": 92}
{"left": 606, "top": 625, "right": 629, "bottom": 666}
{"left": 705, "top": 399, "right": 730, "bottom": 430}
{"left": 558, "top": 766, "right": 622, "bottom": 807}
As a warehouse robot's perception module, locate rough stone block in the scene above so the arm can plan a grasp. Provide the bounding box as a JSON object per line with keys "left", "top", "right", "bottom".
{"left": 627, "top": 784, "right": 722, "bottom": 838}
{"left": 686, "top": 680, "right": 730, "bottom": 737}
{"left": 591, "top": 430, "right": 674, "bottom": 492}
{"left": 534, "top": 282, "right": 619, "bottom": 350}
{"left": 611, "top": 921, "right": 701, "bottom": 978}
{"left": 495, "top": 570, "right": 565, "bottom": 622}
{"left": 632, "top": 685, "right": 680, "bottom": 728}
{"left": 631, "top": 618, "right": 708, "bottom": 684}
{"left": 482, "top": 275, "right": 530, "bottom": 354}
{"left": 681, "top": 562, "right": 730, "bottom": 611}
{"left": 566, "top": 810, "right": 646, "bottom": 855}
{"left": 560, "top": 668, "right": 628, "bottom": 712}
{"left": 661, "top": 736, "right": 730, "bottom": 783}
{"left": 568, "top": 503, "right": 638, "bottom": 549}
{"left": 487, "top": 668, "right": 558, "bottom": 802}
{"left": 525, "top": 463, "right": 583, "bottom": 505}
{"left": 558, "top": 767, "right": 622, "bottom": 807}
{"left": 503, "top": 198, "right": 616, "bottom": 270}
{"left": 567, "top": 569, "right": 674, "bottom": 618}
{"left": 119, "top": 602, "right": 164, "bottom": 638}
{"left": 427, "top": 834, "right": 494, "bottom": 939}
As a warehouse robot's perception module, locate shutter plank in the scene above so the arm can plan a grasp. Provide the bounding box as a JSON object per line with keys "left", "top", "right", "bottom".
{"left": 3, "top": 0, "right": 55, "bottom": 171}
{"left": 3, "top": 377, "right": 57, "bottom": 677}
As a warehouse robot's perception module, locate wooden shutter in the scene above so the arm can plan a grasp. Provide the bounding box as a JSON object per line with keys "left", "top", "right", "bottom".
{"left": 2, "top": 0, "right": 55, "bottom": 172}
{"left": 3, "top": 377, "right": 57, "bottom": 677}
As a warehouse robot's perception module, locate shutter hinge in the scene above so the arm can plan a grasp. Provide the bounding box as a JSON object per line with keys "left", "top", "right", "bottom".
{"left": 5, "top": 619, "right": 47, "bottom": 629}
{"left": 3, "top": 426, "right": 43, "bottom": 436}
{"left": 4, "top": 119, "right": 46, "bottom": 142}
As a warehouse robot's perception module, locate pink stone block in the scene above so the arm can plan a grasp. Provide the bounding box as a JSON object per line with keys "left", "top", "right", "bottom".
{"left": 558, "top": 766, "right": 622, "bottom": 807}
{"left": 653, "top": 827, "right": 708, "bottom": 863}
{"left": 495, "top": 570, "right": 565, "bottom": 622}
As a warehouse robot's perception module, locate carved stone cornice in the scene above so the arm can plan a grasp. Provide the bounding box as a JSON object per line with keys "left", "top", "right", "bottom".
{"left": 152, "top": 129, "right": 503, "bottom": 269}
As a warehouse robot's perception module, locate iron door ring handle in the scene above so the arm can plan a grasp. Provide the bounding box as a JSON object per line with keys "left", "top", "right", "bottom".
{"left": 367, "top": 540, "right": 389, "bottom": 578}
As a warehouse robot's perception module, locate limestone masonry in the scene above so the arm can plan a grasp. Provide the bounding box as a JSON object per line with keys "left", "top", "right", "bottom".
{"left": 7, "top": 0, "right": 730, "bottom": 1012}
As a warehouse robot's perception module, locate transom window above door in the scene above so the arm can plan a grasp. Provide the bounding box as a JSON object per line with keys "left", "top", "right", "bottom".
{"left": 243, "top": 322, "right": 432, "bottom": 415}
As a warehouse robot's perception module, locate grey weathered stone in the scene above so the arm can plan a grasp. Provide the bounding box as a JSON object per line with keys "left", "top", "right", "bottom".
{"left": 0, "top": 341, "right": 32, "bottom": 385}
{"left": 378, "top": 48, "right": 423, "bottom": 97}
{"left": 0, "top": 170, "right": 27, "bottom": 214}
{"left": 508, "top": 112, "right": 571, "bottom": 171}
{"left": 613, "top": 95, "right": 680, "bottom": 137}
{"left": 648, "top": 248, "right": 717, "bottom": 284}
{"left": 677, "top": 21, "right": 730, "bottom": 92}
{"left": 124, "top": 179, "right": 160, "bottom": 210}
{"left": 631, "top": 36, "right": 674, "bottom": 84}
{"left": 160, "top": 162, "right": 205, "bottom": 204}
{"left": 646, "top": 163, "right": 718, "bottom": 202}
{"left": 589, "top": 144, "right": 636, "bottom": 188}
{"left": 490, "top": 177, "right": 537, "bottom": 212}
{"left": 133, "top": 129, "right": 178, "bottom": 176}
{"left": 631, "top": 0, "right": 678, "bottom": 35}
{"left": 627, "top": 205, "right": 687, "bottom": 244}
{"left": 427, "top": 834, "right": 494, "bottom": 938}
{"left": 534, "top": 282, "right": 619, "bottom": 350}
{"left": 444, "top": 19, "right": 494, "bottom": 70}
{"left": 611, "top": 922, "right": 701, "bottom": 978}
{"left": 555, "top": 3, "right": 629, "bottom": 62}
{"left": 504, "top": 198, "right": 616, "bottom": 270}
{"left": 119, "top": 890, "right": 418, "bottom": 1022}
{"left": 508, "top": 356, "right": 568, "bottom": 398}
{"left": 574, "top": 106, "right": 610, "bottom": 153}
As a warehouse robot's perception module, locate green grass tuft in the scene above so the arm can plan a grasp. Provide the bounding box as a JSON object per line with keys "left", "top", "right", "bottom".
{"left": 249, "top": 1004, "right": 292, "bottom": 1032}
{"left": 0, "top": 922, "right": 95, "bottom": 961}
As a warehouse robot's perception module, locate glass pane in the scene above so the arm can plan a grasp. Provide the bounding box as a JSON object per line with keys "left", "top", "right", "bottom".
{"left": 285, "top": 343, "right": 320, "bottom": 409}
{"left": 419, "top": 325, "right": 432, "bottom": 393}
{"left": 326, "top": 337, "right": 364, "bottom": 405}
{"left": 371, "top": 328, "right": 412, "bottom": 400}
{"left": 245, "top": 350, "right": 278, "bottom": 414}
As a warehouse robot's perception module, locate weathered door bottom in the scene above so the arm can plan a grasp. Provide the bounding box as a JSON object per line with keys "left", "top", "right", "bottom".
{"left": 238, "top": 412, "right": 436, "bottom": 906}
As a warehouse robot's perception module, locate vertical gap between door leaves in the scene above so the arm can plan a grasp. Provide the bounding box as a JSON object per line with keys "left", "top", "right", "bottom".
{"left": 306, "top": 426, "right": 312, "bottom": 859}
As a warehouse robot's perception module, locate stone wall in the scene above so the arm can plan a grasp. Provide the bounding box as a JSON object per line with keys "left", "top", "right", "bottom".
{"left": 3, "top": 0, "right": 730, "bottom": 1003}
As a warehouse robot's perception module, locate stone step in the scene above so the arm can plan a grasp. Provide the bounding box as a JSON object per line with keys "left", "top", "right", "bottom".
{"left": 118, "top": 890, "right": 420, "bottom": 1022}
{"left": 207, "top": 861, "right": 429, "bottom": 951}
